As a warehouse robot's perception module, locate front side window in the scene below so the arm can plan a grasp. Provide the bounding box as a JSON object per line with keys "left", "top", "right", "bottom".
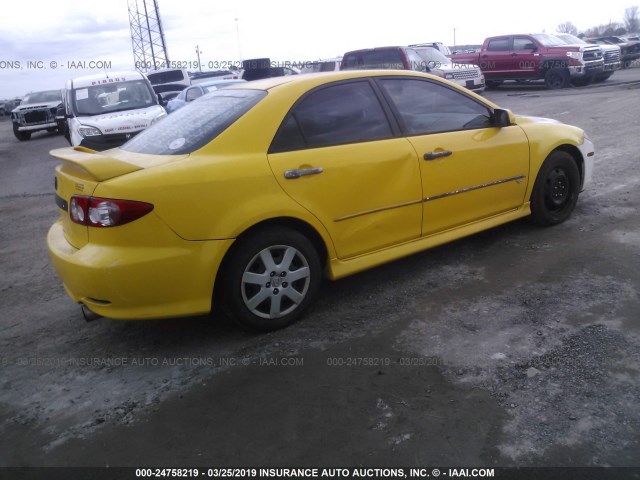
{"left": 121, "top": 89, "right": 266, "bottom": 155}
{"left": 270, "top": 81, "right": 392, "bottom": 152}
{"left": 378, "top": 78, "right": 492, "bottom": 135}
{"left": 513, "top": 37, "right": 537, "bottom": 50}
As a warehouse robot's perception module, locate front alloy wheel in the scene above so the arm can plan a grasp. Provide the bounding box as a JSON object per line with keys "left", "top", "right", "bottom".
{"left": 222, "top": 228, "right": 321, "bottom": 331}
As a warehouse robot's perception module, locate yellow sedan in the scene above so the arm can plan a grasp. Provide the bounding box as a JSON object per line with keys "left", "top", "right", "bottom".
{"left": 47, "top": 70, "right": 594, "bottom": 331}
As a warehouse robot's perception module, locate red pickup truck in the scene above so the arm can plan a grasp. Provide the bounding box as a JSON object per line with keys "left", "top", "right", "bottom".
{"left": 451, "top": 33, "right": 604, "bottom": 89}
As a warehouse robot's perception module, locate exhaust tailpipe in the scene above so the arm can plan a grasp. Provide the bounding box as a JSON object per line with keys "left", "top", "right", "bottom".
{"left": 81, "top": 304, "right": 103, "bottom": 322}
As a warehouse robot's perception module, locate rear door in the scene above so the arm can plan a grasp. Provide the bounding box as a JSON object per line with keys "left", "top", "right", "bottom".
{"left": 481, "top": 37, "right": 513, "bottom": 78}
{"left": 267, "top": 80, "right": 423, "bottom": 259}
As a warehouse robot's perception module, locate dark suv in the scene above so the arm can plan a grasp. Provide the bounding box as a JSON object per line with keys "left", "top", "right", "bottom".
{"left": 341, "top": 46, "right": 428, "bottom": 72}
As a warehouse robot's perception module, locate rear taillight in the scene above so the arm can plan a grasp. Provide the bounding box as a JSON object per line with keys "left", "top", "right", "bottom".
{"left": 69, "top": 195, "right": 153, "bottom": 227}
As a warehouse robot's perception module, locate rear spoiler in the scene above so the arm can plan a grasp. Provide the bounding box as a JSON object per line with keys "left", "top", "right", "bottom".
{"left": 49, "top": 147, "right": 142, "bottom": 182}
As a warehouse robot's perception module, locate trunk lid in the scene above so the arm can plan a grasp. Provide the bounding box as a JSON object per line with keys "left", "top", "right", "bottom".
{"left": 51, "top": 146, "right": 187, "bottom": 248}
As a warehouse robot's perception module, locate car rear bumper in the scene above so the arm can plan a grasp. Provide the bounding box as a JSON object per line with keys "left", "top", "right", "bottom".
{"left": 47, "top": 220, "right": 234, "bottom": 320}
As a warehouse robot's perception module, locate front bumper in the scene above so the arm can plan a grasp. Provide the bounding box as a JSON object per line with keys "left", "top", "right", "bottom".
{"left": 577, "top": 137, "right": 595, "bottom": 192}
{"left": 47, "top": 220, "right": 234, "bottom": 320}
{"left": 15, "top": 121, "right": 58, "bottom": 131}
{"left": 603, "top": 61, "right": 621, "bottom": 71}
{"left": 569, "top": 61, "right": 604, "bottom": 78}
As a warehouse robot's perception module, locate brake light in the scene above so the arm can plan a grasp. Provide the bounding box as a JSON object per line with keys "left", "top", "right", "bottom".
{"left": 69, "top": 195, "right": 153, "bottom": 227}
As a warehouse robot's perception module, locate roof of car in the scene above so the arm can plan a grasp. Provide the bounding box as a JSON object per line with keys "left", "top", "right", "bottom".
{"left": 194, "top": 79, "right": 247, "bottom": 88}
{"left": 229, "top": 69, "right": 439, "bottom": 92}
{"left": 68, "top": 71, "right": 145, "bottom": 89}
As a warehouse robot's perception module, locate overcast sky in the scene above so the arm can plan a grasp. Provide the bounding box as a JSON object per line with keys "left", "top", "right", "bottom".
{"left": 1, "top": 0, "right": 638, "bottom": 98}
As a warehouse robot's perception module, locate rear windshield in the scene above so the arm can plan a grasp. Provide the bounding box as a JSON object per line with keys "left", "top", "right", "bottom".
{"left": 146, "top": 70, "right": 188, "bottom": 85}
{"left": 120, "top": 89, "right": 267, "bottom": 155}
{"left": 342, "top": 49, "right": 405, "bottom": 70}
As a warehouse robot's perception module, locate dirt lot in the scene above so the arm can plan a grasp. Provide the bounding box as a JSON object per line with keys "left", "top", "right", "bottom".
{"left": 1, "top": 71, "right": 640, "bottom": 470}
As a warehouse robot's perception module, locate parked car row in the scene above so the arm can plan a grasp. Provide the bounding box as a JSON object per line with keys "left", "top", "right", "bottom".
{"left": 450, "top": 33, "right": 623, "bottom": 89}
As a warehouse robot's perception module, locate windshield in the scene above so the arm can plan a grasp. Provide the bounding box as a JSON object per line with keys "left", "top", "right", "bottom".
{"left": 72, "top": 79, "right": 157, "bottom": 116}
{"left": 532, "top": 34, "right": 567, "bottom": 47}
{"left": 414, "top": 47, "right": 451, "bottom": 65}
{"left": 22, "top": 90, "right": 61, "bottom": 104}
{"left": 556, "top": 34, "right": 587, "bottom": 45}
{"left": 121, "top": 89, "right": 267, "bottom": 155}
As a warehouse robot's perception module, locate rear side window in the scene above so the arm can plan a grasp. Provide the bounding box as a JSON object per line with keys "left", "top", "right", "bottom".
{"left": 270, "top": 81, "right": 392, "bottom": 152}
{"left": 487, "top": 38, "right": 510, "bottom": 51}
{"left": 342, "top": 49, "right": 405, "bottom": 70}
{"left": 121, "top": 89, "right": 266, "bottom": 155}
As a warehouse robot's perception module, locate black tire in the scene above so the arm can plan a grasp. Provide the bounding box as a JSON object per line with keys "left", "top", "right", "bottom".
{"left": 221, "top": 227, "right": 322, "bottom": 331}
{"left": 544, "top": 68, "right": 569, "bottom": 89}
{"left": 485, "top": 80, "right": 502, "bottom": 89}
{"left": 593, "top": 72, "right": 613, "bottom": 83}
{"left": 571, "top": 76, "right": 593, "bottom": 87}
{"left": 529, "top": 151, "right": 580, "bottom": 226}
{"left": 13, "top": 125, "right": 31, "bottom": 141}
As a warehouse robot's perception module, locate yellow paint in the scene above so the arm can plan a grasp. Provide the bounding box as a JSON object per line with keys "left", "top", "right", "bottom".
{"left": 47, "top": 70, "right": 590, "bottom": 320}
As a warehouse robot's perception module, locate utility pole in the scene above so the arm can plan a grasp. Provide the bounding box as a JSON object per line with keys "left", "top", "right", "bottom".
{"left": 235, "top": 18, "right": 242, "bottom": 62}
{"left": 195, "top": 45, "right": 203, "bottom": 72}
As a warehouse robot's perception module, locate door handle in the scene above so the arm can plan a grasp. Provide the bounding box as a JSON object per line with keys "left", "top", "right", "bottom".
{"left": 424, "top": 150, "right": 452, "bottom": 160}
{"left": 284, "top": 167, "right": 324, "bottom": 179}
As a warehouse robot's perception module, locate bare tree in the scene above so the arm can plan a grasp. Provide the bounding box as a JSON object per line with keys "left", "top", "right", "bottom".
{"left": 557, "top": 21, "right": 579, "bottom": 35}
{"left": 624, "top": 6, "right": 639, "bottom": 33}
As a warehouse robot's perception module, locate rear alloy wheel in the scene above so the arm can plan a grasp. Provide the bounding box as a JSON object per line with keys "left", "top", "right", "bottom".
{"left": 222, "top": 228, "right": 321, "bottom": 331}
{"left": 544, "top": 68, "right": 569, "bottom": 89}
{"left": 529, "top": 151, "right": 580, "bottom": 226}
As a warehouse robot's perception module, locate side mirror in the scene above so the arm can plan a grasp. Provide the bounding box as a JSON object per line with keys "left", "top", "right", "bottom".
{"left": 426, "top": 60, "right": 438, "bottom": 71}
{"left": 492, "top": 108, "right": 513, "bottom": 127}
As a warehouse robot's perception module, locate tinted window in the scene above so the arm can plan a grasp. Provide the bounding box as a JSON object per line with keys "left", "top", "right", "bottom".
{"left": 146, "top": 70, "right": 187, "bottom": 85}
{"left": 513, "top": 37, "right": 536, "bottom": 50}
{"left": 342, "top": 49, "right": 405, "bottom": 69}
{"left": 271, "top": 81, "right": 392, "bottom": 152}
{"left": 121, "top": 89, "right": 266, "bottom": 155}
{"left": 379, "top": 78, "right": 492, "bottom": 135}
{"left": 487, "top": 38, "right": 510, "bottom": 51}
